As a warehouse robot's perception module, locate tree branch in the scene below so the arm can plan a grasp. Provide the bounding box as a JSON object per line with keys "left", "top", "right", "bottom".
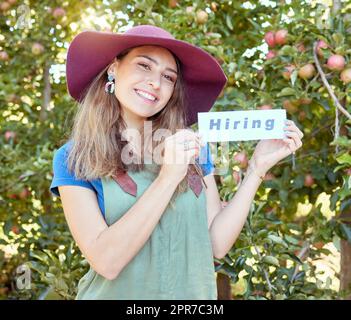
{"left": 312, "top": 42, "right": 351, "bottom": 120}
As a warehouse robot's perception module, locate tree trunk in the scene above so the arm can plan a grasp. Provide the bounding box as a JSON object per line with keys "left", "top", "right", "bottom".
{"left": 40, "top": 61, "right": 51, "bottom": 122}
{"left": 340, "top": 240, "right": 351, "bottom": 299}
{"left": 216, "top": 273, "right": 232, "bottom": 300}
{"left": 339, "top": 208, "right": 351, "bottom": 299}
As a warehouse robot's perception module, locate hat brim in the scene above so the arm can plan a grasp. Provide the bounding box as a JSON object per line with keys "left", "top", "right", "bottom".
{"left": 66, "top": 30, "right": 227, "bottom": 126}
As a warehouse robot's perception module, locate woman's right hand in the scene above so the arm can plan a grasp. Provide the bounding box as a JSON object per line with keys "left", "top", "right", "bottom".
{"left": 158, "top": 129, "right": 204, "bottom": 184}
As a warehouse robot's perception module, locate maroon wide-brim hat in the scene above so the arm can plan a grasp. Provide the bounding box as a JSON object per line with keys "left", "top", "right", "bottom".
{"left": 66, "top": 25, "right": 227, "bottom": 126}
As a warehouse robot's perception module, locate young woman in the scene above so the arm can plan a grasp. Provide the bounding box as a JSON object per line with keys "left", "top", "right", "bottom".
{"left": 50, "top": 25, "right": 303, "bottom": 300}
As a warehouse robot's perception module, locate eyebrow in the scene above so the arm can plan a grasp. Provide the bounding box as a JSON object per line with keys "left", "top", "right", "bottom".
{"left": 136, "top": 55, "right": 178, "bottom": 75}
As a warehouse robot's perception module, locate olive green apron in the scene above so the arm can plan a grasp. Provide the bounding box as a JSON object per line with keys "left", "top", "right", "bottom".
{"left": 75, "top": 164, "right": 217, "bottom": 300}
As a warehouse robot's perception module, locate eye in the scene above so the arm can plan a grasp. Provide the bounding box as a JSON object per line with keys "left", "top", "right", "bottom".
{"left": 138, "top": 63, "right": 151, "bottom": 70}
{"left": 164, "top": 74, "right": 175, "bottom": 83}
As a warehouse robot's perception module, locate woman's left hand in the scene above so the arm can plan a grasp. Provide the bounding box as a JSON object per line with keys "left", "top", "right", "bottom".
{"left": 250, "top": 119, "right": 304, "bottom": 176}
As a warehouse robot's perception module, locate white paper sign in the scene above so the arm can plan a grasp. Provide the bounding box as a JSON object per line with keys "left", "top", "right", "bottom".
{"left": 198, "top": 109, "right": 287, "bottom": 142}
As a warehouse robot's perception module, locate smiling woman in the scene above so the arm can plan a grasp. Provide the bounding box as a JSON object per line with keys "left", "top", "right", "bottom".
{"left": 50, "top": 24, "right": 303, "bottom": 300}
{"left": 50, "top": 25, "right": 227, "bottom": 300}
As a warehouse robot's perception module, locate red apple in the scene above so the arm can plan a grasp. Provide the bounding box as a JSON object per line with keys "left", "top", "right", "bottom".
{"left": 196, "top": 10, "right": 208, "bottom": 24}
{"left": 298, "top": 64, "right": 316, "bottom": 79}
{"left": 298, "top": 97, "right": 312, "bottom": 105}
{"left": 283, "top": 100, "right": 298, "bottom": 114}
{"left": 263, "top": 172, "right": 275, "bottom": 181}
{"left": 304, "top": 173, "right": 314, "bottom": 187}
{"left": 282, "top": 64, "right": 296, "bottom": 80}
{"left": 19, "top": 187, "right": 30, "bottom": 199}
{"left": 340, "top": 68, "right": 351, "bottom": 84}
{"left": 168, "top": 0, "right": 177, "bottom": 8}
{"left": 4, "top": 130, "right": 16, "bottom": 141}
{"left": 258, "top": 104, "right": 273, "bottom": 110}
{"left": 31, "top": 42, "right": 44, "bottom": 55}
{"left": 0, "top": 51, "right": 9, "bottom": 61}
{"left": 266, "top": 50, "right": 277, "bottom": 60}
{"left": 275, "top": 29, "right": 288, "bottom": 45}
{"left": 264, "top": 31, "right": 276, "bottom": 48}
{"left": 0, "top": 2, "right": 10, "bottom": 11}
{"left": 52, "top": 7, "right": 66, "bottom": 18}
{"left": 316, "top": 40, "right": 328, "bottom": 58}
{"left": 233, "top": 151, "right": 248, "bottom": 169}
{"left": 327, "top": 54, "right": 345, "bottom": 71}
{"left": 11, "top": 225, "right": 20, "bottom": 235}
{"left": 313, "top": 241, "right": 324, "bottom": 249}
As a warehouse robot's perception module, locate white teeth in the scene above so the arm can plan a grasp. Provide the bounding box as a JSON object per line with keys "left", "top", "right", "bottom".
{"left": 136, "top": 90, "right": 156, "bottom": 101}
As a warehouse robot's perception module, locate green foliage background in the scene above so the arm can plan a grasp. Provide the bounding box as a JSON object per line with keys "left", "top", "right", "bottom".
{"left": 0, "top": 0, "right": 351, "bottom": 299}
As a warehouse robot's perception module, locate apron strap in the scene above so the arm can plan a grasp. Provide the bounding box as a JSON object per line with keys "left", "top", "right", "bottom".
{"left": 112, "top": 169, "right": 203, "bottom": 198}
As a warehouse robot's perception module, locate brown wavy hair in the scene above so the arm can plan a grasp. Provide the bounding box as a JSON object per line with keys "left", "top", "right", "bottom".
{"left": 64, "top": 46, "right": 204, "bottom": 199}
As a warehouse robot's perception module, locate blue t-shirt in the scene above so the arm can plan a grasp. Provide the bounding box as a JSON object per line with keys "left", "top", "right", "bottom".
{"left": 50, "top": 140, "right": 215, "bottom": 219}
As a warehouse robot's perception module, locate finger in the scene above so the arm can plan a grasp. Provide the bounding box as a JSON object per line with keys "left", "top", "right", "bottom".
{"left": 285, "top": 120, "right": 304, "bottom": 138}
{"left": 284, "top": 131, "right": 300, "bottom": 149}
{"left": 282, "top": 138, "right": 296, "bottom": 153}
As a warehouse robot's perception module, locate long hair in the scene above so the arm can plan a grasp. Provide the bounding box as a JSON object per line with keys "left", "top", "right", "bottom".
{"left": 65, "top": 46, "right": 204, "bottom": 200}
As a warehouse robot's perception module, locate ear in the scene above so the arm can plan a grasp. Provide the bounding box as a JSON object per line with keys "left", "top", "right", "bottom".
{"left": 108, "top": 58, "right": 119, "bottom": 75}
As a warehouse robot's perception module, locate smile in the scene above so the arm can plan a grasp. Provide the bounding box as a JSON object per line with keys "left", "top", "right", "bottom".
{"left": 134, "top": 89, "right": 158, "bottom": 104}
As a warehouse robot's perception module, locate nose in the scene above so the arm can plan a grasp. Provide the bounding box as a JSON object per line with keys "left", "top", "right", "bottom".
{"left": 147, "top": 75, "right": 161, "bottom": 90}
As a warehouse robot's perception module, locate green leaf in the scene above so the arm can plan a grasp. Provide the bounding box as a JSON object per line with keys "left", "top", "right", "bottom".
{"left": 332, "top": 32, "right": 344, "bottom": 47}
{"left": 55, "top": 278, "right": 69, "bottom": 292}
{"left": 280, "top": 45, "right": 297, "bottom": 56}
{"left": 277, "top": 87, "right": 296, "bottom": 97}
{"left": 284, "top": 252, "right": 303, "bottom": 264}
{"left": 39, "top": 287, "right": 63, "bottom": 300}
{"left": 223, "top": 254, "right": 234, "bottom": 266}
{"left": 29, "top": 250, "right": 49, "bottom": 264}
{"left": 279, "top": 189, "right": 288, "bottom": 202}
{"left": 262, "top": 255, "right": 280, "bottom": 267}
{"left": 319, "top": 99, "right": 331, "bottom": 110}
{"left": 290, "top": 69, "right": 298, "bottom": 87}
{"left": 336, "top": 153, "right": 351, "bottom": 165}
{"left": 284, "top": 235, "right": 300, "bottom": 245}
{"left": 3, "top": 220, "right": 13, "bottom": 235}
{"left": 226, "top": 14, "right": 233, "bottom": 31}
{"left": 267, "top": 234, "right": 288, "bottom": 248}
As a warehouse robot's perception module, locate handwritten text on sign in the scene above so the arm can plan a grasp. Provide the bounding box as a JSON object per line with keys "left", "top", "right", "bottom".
{"left": 198, "top": 109, "right": 287, "bottom": 142}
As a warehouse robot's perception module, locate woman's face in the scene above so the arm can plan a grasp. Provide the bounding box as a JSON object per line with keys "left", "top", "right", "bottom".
{"left": 109, "top": 45, "right": 178, "bottom": 128}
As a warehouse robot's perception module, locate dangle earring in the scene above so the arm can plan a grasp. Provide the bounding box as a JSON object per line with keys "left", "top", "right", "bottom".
{"left": 105, "top": 73, "right": 115, "bottom": 94}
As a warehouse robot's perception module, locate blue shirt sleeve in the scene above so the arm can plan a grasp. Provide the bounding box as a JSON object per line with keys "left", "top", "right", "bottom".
{"left": 50, "top": 142, "right": 95, "bottom": 197}
{"left": 197, "top": 142, "right": 215, "bottom": 176}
